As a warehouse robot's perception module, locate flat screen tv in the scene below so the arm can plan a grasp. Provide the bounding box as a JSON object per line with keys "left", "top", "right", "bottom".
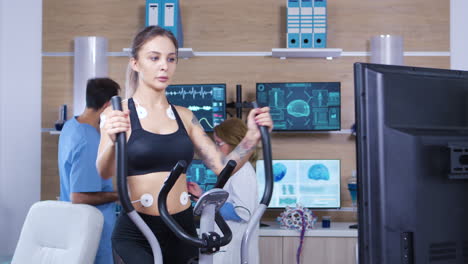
{"left": 185, "top": 159, "right": 217, "bottom": 192}
{"left": 256, "top": 159, "right": 341, "bottom": 208}
{"left": 185, "top": 159, "right": 217, "bottom": 206}
{"left": 354, "top": 63, "right": 468, "bottom": 264}
{"left": 166, "top": 83, "right": 226, "bottom": 132}
{"left": 256, "top": 82, "right": 341, "bottom": 131}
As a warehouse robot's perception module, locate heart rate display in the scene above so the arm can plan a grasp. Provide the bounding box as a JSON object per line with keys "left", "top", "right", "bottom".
{"left": 167, "top": 84, "right": 226, "bottom": 132}
{"left": 166, "top": 86, "right": 214, "bottom": 99}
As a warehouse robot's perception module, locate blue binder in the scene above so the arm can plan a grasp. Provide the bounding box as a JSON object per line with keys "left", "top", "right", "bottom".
{"left": 300, "top": 0, "right": 313, "bottom": 48}
{"left": 145, "top": 0, "right": 184, "bottom": 47}
{"left": 162, "top": 0, "right": 184, "bottom": 47}
{"left": 146, "top": 0, "right": 160, "bottom": 26}
{"left": 312, "top": 0, "right": 327, "bottom": 48}
{"left": 287, "top": 0, "right": 300, "bottom": 48}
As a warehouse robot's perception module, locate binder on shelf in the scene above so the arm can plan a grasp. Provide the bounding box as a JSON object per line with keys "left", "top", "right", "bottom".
{"left": 146, "top": 0, "right": 159, "bottom": 26}
{"left": 287, "top": 0, "right": 300, "bottom": 48}
{"left": 163, "top": 0, "right": 184, "bottom": 47}
{"left": 145, "top": 0, "right": 184, "bottom": 47}
{"left": 300, "top": 0, "right": 313, "bottom": 48}
{"left": 312, "top": 0, "right": 327, "bottom": 48}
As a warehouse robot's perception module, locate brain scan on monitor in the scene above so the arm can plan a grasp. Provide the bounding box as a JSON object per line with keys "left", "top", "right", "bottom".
{"left": 256, "top": 82, "right": 340, "bottom": 131}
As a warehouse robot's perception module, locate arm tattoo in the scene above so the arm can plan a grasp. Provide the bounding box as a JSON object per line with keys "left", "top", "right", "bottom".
{"left": 191, "top": 114, "right": 203, "bottom": 128}
{"left": 226, "top": 138, "right": 256, "bottom": 162}
{"left": 196, "top": 144, "right": 224, "bottom": 171}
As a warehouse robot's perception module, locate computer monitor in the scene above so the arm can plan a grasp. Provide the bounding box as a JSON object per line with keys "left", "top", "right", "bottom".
{"left": 166, "top": 84, "right": 226, "bottom": 132}
{"left": 185, "top": 159, "right": 217, "bottom": 193}
{"left": 354, "top": 63, "right": 468, "bottom": 264}
{"left": 256, "top": 82, "right": 341, "bottom": 131}
{"left": 256, "top": 159, "right": 341, "bottom": 208}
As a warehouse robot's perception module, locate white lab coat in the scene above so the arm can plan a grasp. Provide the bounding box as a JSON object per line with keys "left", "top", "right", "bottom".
{"left": 214, "top": 162, "right": 259, "bottom": 264}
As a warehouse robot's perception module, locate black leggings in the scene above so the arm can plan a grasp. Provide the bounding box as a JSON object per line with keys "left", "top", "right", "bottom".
{"left": 112, "top": 207, "right": 198, "bottom": 264}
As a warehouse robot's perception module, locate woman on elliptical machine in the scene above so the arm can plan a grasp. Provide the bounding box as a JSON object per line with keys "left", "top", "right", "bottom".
{"left": 96, "top": 26, "right": 272, "bottom": 264}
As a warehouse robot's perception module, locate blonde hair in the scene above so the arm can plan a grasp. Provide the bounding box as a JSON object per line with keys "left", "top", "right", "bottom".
{"left": 125, "top": 26, "right": 179, "bottom": 98}
{"left": 214, "top": 118, "right": 258, "bottom": 164}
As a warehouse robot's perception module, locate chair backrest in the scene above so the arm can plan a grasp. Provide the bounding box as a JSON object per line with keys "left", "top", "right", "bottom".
{"left": 11, "top": 200, "right": 103, "bottom": 264}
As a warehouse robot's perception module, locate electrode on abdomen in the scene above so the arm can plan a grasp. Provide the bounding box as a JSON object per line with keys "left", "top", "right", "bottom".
{"left": 131, "top": 193, "right": 154, "bottom": 207}
{"left": 180, "top": 191, "right": 189, "bottom": 205}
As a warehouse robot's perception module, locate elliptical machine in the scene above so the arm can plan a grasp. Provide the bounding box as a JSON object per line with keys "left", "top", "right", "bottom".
{"left": 158, "top": 102, "right": 273, "bottom": 264}
{"left": 211, "top": 101, "right": 274, "bottom": 264}
{"left": 241, "top": 102, "right": 273, "bottom": 264}
{"left": 111, "top": 96, "right": 233, "bottom": 264}
{"left": 158, "top": 101, "right": 277, "bottom": 263}
{"left": 158, "top": 161, "right": 236, "bottom": 264}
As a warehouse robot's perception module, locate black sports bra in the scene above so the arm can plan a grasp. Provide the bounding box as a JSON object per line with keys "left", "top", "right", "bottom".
{"left": 126, "top": 98, "right": 194, "bottom": 176}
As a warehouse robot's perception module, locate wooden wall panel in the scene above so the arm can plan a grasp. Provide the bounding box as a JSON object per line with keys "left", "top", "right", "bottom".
{"left": 41, "top": 0, "right": 450, "bottom": 220}
{"left": 329, "top": 0, "right": 449, "bottom": 51}
{"left": 43, "top": 0, "right": 146, "bottom": 52}
{"left": 43, "top": 0, "right": 449, "bottom": 52}
{"left": 283, "top": 237, "right": 357, "bottom": 264}
{"left": 41, "top": 55, "right": 450, "bottom": 215}
{"left": 42, "top": 57, "right": 73, "bottom": 129}
{"left": 42, "top": 57, "right": 129, "bottom": 128}
{"left": 44, "top": 55, "right": 455, "bottom": 129}
{"left": 42, "top": 133, "right": 60, "bottom": 200}
{"left": 259, "top": 237, "right": 283, "bottom": 264}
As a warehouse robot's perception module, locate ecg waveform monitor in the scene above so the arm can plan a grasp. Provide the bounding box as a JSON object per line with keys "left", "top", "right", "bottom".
{"left": 166, "top": 84, "right": 226, "bottom": 132}
{"left": 256, "top": 82, "right": 341, "bottom": 131}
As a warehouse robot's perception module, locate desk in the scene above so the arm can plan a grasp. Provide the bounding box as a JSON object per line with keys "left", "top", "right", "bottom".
{"left": 259, "top": 222, "right": 357, "bottom": 264}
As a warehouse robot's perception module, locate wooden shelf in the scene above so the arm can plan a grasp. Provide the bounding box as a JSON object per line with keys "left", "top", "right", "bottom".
{"left": 271, "top": 48, "right": 342, "bottom": 59}
{"left": 119, "top": 48, "right": 343, "bottom": 59}
{"left": 122, "top": 47, "right": 194, "bottom": 58}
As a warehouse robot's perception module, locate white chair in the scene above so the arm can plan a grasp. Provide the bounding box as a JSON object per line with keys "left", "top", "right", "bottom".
{"left": 11, "top": 200, "right": 103, "bottom": 264}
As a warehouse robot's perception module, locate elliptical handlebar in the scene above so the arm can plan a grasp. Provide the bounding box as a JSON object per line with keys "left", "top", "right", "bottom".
{"left": 158, "top": 161, "right": 204, "bottom": 247}
{"left": 111, "top": 96, "right": 133, "bottom": 213}
{"left": 158, "top": 160, "right": 233, "bottom": 249}
{"left": 214, "top": 160, "right": 237, "bottom": 188}
{"left": 111, "top": 96, "right": 163, "bottom": 264}
{"left": 251, "top": 102, "right": 274, "bottom": 206}
{"left": 240, "top": 101, "right": 274, "bottom": 264}
{"left": 214, "top": 211, "right": 233, "bottom": 246}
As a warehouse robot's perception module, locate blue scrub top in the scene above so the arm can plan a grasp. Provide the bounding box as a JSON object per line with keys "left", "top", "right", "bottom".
{"left": 58, "top": 117, "right": 116, "bottom": 263}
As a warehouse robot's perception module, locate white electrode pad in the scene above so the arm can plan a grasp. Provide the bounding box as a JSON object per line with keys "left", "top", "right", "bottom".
{"left": 140, "top": 193, "right": 154, "bottom": 207}
{"left": 99, "top": 114, "right": 107, "bottom": 128}
{"left": 180, "top": 192, "right": 189, "bottom": 205}
{"left": 167, "top": 106, "right": 175, "bottom": 120}
{"left": 136, "top": 105, "right": 148, "bottom": 119}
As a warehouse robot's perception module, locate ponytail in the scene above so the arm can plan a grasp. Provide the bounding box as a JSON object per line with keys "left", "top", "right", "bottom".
{"left": 125, "top": 64, "right": 138, "bottom": 98}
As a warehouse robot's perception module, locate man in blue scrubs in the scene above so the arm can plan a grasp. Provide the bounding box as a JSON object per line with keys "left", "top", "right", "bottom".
{"left": 58, "top": 78, "right": 120, "bottom": 264}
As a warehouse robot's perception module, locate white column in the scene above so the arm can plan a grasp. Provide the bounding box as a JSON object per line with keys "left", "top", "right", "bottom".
{"left": 370, "top": 35, "right": 404, "bottom": 65}
{"left": 73, "top": 37, "right": 108, "bottom": 116}
{"left": 450, "top": 0, "right": 468, "bottom": 70}
{"left": 0, "top": 0, "right": 42, "bottom": 256}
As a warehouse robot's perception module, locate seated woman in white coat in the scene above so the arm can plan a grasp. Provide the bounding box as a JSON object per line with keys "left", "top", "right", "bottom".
{"left": 187, "top": 118, "right": 260, "bottom": 264}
